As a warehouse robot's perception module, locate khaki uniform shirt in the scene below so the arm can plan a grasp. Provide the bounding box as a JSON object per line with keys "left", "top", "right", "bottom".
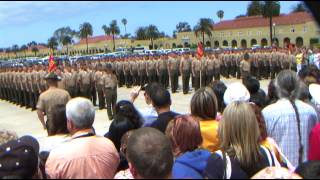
{"left": 37, "top": 88, "right": 71, "bottom": 122}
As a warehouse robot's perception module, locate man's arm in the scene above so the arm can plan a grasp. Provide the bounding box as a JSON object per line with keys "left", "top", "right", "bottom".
{"left": 37, "top": 109, "right": 46, "bottom": 130}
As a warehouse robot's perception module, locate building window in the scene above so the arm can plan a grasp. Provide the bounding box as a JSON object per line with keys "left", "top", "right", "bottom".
{"left": 238, "top": 32, "right": 243, "bottom": 36}
{"left": 290, "top": 25, "right": 295, "bottom": 33}
{"left": 247, "top": 31, "right": 252, "bottom": 36}
{"left": 303, "top": 25, "right": 308, "bottom": 33}
{"left": 257, "top": 31, "right": 262, "bottom": 36}
{"left": 220, "top": 32, "right": 224, "bottom": 37}
{"left": 229, "top": 32, "right": 232, "bottom": 36}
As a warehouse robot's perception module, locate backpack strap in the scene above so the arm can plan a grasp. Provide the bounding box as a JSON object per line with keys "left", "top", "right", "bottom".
{"left": 260, "top": 146, "right": 275, "bottom": 167}
{"left": 216, "top": 150, "right": 232, "bottom": 179}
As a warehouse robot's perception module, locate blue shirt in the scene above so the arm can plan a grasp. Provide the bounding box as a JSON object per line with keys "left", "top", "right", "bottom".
{"left": 262, "top": 99, "right": 318, "bottom": 167}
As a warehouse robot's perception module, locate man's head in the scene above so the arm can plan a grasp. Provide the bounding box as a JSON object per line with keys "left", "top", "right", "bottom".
{"left": 127, "top": 128, "right": 173, "bottom": 179}
{"left": 295, "top": 161, "right": 320, "bottom": 179}
{"left": 149, "top": 84, "right": 171, "bottom": 112}
{"left": 66, "top": 98, "right": 95, "bottom": 134}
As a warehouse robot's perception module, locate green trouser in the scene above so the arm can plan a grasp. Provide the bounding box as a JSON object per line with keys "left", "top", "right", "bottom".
{"left": 105, "top": 88, "right": 117, "bottom": 120}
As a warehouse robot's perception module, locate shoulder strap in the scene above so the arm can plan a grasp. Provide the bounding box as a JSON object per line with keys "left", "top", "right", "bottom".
{"left": 260, "top": 146, "right": 275, "bottom": 167}
{"left": 216, "top": 151, "right": 232, "bottom": 179}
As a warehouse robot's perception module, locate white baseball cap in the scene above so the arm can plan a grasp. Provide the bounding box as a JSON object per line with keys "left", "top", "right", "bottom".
{"left": 309, "top": 84, "right": 320, "bottom": 104}
{"left": 224, "top": 82, "right": 251, "bottom": 105}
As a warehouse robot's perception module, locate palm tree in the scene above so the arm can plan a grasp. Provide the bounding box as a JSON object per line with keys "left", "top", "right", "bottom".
{"left": 291, "top": 2, "right": 307, "bottom": 13}
{"left": 20, "top": 45, "right": 28, "bottom": 58}
{"left": 102, "top": 20, "right": 120, "bottom": 52}
{"left": 12, "top": 45, "right": 19, "bottom": 58}
{"left": 32, "top": 46, "right": 39, "bottom": 57}
{"left": 217, "top": 10, "right": 224, "bottom": 21}
{"left": 135, "top": 27, "right": 148, "bottom": 40}
{"left": 48, "top": 37, "right": 58, "bottom": 54}
{"left": 121, "top": 18, "right": 128, "bottom": 35}
{"left": 79, "top": 22, "right": 93, "bottom": 54}
{"left": 62, "top": 35, "right": 72, "bottom": 56}
{"left": 146, "top": 25, "right": 159, "bottom": 50}
{"left": 193, "top": 18, "right": 214, "bottom": 46}
{"left": 262, "top": 1, "right": 280, "bottom": 45}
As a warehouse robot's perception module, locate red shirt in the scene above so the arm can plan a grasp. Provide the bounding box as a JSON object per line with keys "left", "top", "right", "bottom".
{"left": 309, "top": 123, "right": 320, "bottom": 160}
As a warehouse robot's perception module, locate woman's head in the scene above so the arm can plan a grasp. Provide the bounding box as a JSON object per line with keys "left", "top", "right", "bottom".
{"left": 191, "top": 87, "right": 218, "bottom": 120}
{"left": 50, "top": 104, "right": 69, "bottom": 136}
{"left": 166, "top": 115, "right": 203, "bottom": 157}
{"left": 115, "top": 100, "right": 143, "bottom": 128}
{"left": 275, "top": 70, "right": 301, "bottom": 100}
{"left": 267, "top": 79, "right": 279, "bottom": 104}
{"left": 210, "top": 81, "right": 227, "bottom": 113}
{"left": 219, "top": 101, "right": 261, "bottom": 170}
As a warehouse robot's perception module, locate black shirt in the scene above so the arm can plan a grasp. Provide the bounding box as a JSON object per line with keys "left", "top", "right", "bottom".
{"left": 150, "top": 111, "right": 179, "bottom": 133}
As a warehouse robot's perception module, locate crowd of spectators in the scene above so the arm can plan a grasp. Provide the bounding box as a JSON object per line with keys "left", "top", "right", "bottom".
{"left": 1, "top": 65, "right": 320, "bottom": 179}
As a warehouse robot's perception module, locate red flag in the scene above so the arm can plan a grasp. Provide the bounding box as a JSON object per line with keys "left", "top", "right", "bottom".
{"left": 197, "top": 42, "right": 204, "bottom": 58}
{"left": 48, "top": 54, "right": 57, "bottom": 72}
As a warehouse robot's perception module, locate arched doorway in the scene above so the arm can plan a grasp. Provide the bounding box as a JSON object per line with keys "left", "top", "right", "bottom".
{"left": 206, "top": 41, "right": 211, "bottom": 47}
{"left": 223, "top": 40, "right": 228, "bottom": 47}
{"left": 284, "top": 37, "right": 290, "bottom": 48}
{"left": 231, "top": 40, "right": 237, "bottom": 48}
{"left": 214, "top": 41, "right": 219, "bottom": 48}
{"left": 273, "top": 38, "right": 279, "bottom": 47}
{"left": 251, "top": 39, "right": 257, "bottom": 47}
{"left": 296, "top": 37, "right": 303, "bottom": 48}
{"left": 184, "top": 42, "right": 190, "bottom": 48}
{"left": 172, "top": 43, "right": 177, "bottom": 48}
{"left": 261, "top": 38, "right": 268, "bottom": 47}
{"left": 241, "top": 39, "right": 247, "bottom": 48}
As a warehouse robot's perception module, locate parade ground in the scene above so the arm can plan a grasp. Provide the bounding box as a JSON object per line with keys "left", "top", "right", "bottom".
{"left": 0, "top": 78, "right": 270, "bottom": 140}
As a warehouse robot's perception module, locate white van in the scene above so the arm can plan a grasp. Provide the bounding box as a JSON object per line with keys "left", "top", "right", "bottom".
{"left": 133, "top": 46, "right": 147, "bottom": 54}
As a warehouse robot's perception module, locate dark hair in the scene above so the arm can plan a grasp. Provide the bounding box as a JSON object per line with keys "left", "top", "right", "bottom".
{"left": 115, "top": 100, "right": 143, "bottom": 128}
{"left": 295, "top": 161, "right": 320, "bottom": 179}
{"left": 49, "top": 104, "right": 69, "bottom": 136}
{"left": 250, "top": 89, "right": 268, "bottom": 108}
{"left": 210, "top": 81, "right": 227, "bottom": 113}
{"left": 127, "top": 128, "right": 173, "bottom": 179}
{"left": 244, "top": 53, "right": 250, "bottom": 60}
{"left": 244, "top": 77, "right": 260, "bottom": 94}
{"left": 150, "top": 85, "right": 172, "bottom": 109}
{"left": 299, "top": 82, "right": 312, "bottom": 102}
{"left": 275, "top": 70, "right": 303, "bottom": 164}
{"left": 267, "top": 80, "right": 279, "bottom": 105}
{"left": 191, "top": 87, "right": 218, "bottom": 120}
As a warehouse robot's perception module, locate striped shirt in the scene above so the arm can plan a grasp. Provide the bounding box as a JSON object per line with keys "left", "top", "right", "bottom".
{"left": 262, "top": 99, "right": 318, "bottom": 167}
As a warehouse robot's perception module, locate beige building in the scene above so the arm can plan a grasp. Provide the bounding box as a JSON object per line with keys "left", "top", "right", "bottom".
{"left": 175, "top": 12, "right": 320, "bottom": 49}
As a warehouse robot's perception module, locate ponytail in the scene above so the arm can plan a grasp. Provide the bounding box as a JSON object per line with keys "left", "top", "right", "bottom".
{"left": 288, "top": 98, "right": 304, "bottom": 165}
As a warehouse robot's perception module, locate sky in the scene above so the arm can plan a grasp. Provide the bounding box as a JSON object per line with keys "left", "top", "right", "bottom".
{"left": 0, "top": 1, "right": 302, "bottom": 48}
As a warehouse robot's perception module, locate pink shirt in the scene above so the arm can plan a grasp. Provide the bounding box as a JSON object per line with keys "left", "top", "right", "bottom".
{"left": 309, "top": 123, "right": 320, "bottom": 161}
{"left": 45, "top": 130, "right": 120, "bottom": 179}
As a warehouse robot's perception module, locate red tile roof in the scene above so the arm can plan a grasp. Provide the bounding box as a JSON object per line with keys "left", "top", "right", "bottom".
{"left": 213, "top": 12, "right": 314, "bottom": 30}
{"left": 76, "top": 35, "right": 117, "bottom": 45}
{"left": 27, "top": 45, "right": 47, "bottom": 51}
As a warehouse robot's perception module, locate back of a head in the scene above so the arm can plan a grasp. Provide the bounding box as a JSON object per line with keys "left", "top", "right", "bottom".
{"left": 210, "top": 81, "right": 227, "bottom": 113}
{"left": 166, "top": 115, "right": 203, "bottom": 156}
{"left": 107, "top": 115, "right": 137, "bottom": 152}
{"left": 295, "top": 161, "right": 320, "bottom": 179}
{"left": 127, "top": 127, "right": 173, "bottom": 179}
{"left": 244, "top": 77, "right": 260, "bottom": 95}
{"left": 66, "top": 98, "right": 95, "bottom": 130}
{"left": 115, "top": 101, "right": 143, "bottom": 129}
{"left": 219, "top": 101, "right": 261, "bottom": 172}
{"left": 50, "top": 104, "right": 69, "bottom": 136}
{"left": 191, "top": 87, "right": 218, "bottom": 120}
{"left": 150, "top": 85, "right": 171, "bottom": 109}
{"left": 275, "top": 70, "right": 301, "bottom": 100}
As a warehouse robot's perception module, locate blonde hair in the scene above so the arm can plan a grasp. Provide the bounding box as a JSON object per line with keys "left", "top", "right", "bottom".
{"left": 0, "top": 130, "right": 18, "bottom": 145}
{"left": 219, "top": 101, "right": 261, "bottom": 171}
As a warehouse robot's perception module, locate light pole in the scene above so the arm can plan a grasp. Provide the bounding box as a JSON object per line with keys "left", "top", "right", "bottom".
{"left": 273, "top": 23, "right": 276, "bottom": 46}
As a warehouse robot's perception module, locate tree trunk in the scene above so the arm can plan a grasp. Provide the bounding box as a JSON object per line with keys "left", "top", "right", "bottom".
{"left": 67, "top": 45, "right": 69, "bottom": 56}
{"left": 151, "top": 38, "right": 154, "bottom": 50}
{"left": 202, "top": 32, "right": 205, "bottom": 47}
{"left": 86, "top": 37, "right": 88, "bottom": 54}
{"left": 269, "top": 15, "right": 273, "bottom": 46}
{"left": 125, "top": 25, "right": 127, "bottom": 36}
{"left": 112, "top": 34, "right": 115, "bottom": 52}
